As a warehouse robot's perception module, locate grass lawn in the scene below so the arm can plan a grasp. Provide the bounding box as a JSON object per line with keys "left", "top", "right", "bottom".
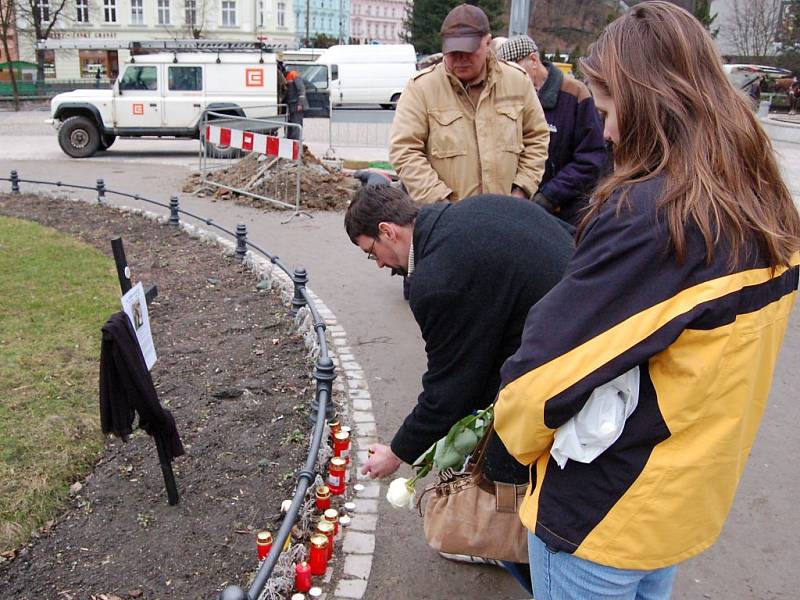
{"left": 0, "top": 216, "right": 119, "bottom": 552}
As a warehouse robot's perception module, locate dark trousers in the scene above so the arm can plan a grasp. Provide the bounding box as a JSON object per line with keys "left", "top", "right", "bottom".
{"left": 287, "top": 110, "right": 303, "bottom": 140}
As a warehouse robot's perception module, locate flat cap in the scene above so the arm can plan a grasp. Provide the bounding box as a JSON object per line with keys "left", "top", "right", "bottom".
{"left": 497, "top": 35, "right": 539, "bottom": 63}
{"left": 441, "top": 4, "right": 490, "bottom": 55}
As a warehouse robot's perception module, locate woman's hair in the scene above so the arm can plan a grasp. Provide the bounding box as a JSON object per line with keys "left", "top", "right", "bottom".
{"left": 580, "top": 1, "right": 800, "bottom": 268}
{"left": 344, "top": 185, "right": 419, "bottom": 242}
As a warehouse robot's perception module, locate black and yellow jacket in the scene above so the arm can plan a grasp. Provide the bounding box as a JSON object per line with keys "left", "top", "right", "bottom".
{"left": 496, "top": 176, "right": 799, "bottom": 570}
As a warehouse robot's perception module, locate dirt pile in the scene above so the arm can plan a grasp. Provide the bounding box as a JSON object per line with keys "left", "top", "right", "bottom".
{"left": 184, "top": 146, "right": 359, "bottom": 212}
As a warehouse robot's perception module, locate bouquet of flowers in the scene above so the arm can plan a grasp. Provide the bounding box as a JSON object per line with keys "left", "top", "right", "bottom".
{"left": 385, "top": 404, "right": 493, "bottom": 510}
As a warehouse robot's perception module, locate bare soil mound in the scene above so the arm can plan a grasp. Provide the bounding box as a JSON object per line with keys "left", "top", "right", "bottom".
{"left": 0, "top": 194, "right": 314, "bottom": 599}
{"left": 183, "top": 147, "right": 359, "bottom": 211}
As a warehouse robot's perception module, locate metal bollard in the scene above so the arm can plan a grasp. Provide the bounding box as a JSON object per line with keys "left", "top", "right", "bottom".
{"left": 234, "top": 223, "right": 248, "bottom": 262}
{"left": 290, "top": 267, "right": 308, "bottom": 315}
{"left": 310, "top": 355, "right": 337, "bottom": 425}
{"left": 169, "top": 195, "right": 180, "bottom": 227}
{"left": 10, "top": 170, "right": 20, "bottom": 193}
{"left": 96, "top": 178, "right": 106, "bottom": 204}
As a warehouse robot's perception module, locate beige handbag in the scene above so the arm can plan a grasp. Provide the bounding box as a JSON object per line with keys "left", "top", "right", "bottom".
{"left": 417, "top": 425, "right": 529, "bottom": 564}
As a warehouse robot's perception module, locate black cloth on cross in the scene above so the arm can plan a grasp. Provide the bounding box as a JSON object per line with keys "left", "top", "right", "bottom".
{"left": 99, "top": 311, "right": 184, "bottom": 461}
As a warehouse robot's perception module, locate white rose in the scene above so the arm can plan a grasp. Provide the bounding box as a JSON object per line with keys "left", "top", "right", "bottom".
{"left": 386, "top": 477, "right": 415, "bottom": 510}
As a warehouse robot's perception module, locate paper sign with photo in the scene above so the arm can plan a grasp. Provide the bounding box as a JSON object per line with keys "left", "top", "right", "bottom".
{"left": 120, "top": 282, "right": 157, "bottom": 370}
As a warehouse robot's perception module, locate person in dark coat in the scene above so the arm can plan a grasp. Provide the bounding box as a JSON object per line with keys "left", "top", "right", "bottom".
{"left": 285, "top": 70, "right": 309, "bottom": 141}
{"left": 344, "top": 186, "right": 573, "bottom": 591}
{"left": 498, "top": 35, "right": 608, "bottom": 226}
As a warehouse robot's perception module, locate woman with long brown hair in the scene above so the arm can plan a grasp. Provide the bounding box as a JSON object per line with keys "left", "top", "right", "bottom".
{"left": 494, "top": 2, "right": 800, "bottom": 598}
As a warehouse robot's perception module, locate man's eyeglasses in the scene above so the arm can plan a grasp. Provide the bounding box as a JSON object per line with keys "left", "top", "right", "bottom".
{"left": 366, "top": 237, "right": 377, "bottom": 261}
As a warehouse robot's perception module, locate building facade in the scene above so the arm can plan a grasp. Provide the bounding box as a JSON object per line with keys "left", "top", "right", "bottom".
{"left": 349, "top": 0, "right": 408, "bottom": 44}
{"left": 15, "top": 0, "right": 295, "bottom": 79}
{"left": 294, "top": 0, "right": 350, "bottom": 44}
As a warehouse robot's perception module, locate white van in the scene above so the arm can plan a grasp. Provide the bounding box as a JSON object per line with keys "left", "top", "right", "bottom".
{"left": 50, "top": 51, "right": 280, "bottom": 158}
{"left": 316, "top": 44, "right": 417, "bottom": 108}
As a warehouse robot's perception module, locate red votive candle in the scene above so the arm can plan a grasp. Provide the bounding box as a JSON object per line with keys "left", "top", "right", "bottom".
{"left": 256, "top": 531, "right": 272, "bottom": 560}
{"left": 327, "top": 457, "right": 347, "bottom": 495}
{"left": 323, "top": 508, "right": 340, "bottom": 537}
{"left": 315, "top": 485, "right": 331, "bottom": 511}
{"left": 295, "top": 561, "right": 312, "bottom": 592}
{"left": 309, "top": 534, "right": 329, "bottom": 576}
{"left": 333, "top": 430, "right": 351, "bottom": 464}
{"left": 316, "top": 520, "right": 335, "bottom": 560}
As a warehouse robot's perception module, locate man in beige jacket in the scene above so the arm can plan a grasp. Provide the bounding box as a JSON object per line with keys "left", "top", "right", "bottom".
{"left": 389, "top": 4, "right": 549, "bottom": 204}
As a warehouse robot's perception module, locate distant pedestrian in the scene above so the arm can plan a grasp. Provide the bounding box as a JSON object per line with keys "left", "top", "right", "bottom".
{"left": 789, "top": 77, "right": 799, "bottom": 115}
{"left": 748, "top": 75, "right": 762, "bottom": 109}
{"left": 285, "top": 70, "right": 309, "bottom": 141}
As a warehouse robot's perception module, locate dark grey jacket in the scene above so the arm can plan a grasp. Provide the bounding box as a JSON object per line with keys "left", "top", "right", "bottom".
{"left": 390, "top": 195, "right": 573, "bottom": 482}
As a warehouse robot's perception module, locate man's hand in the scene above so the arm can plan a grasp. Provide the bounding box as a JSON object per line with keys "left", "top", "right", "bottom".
{"left": 511, "top": 185, "right": 529, "bottom": 199}
{"left": 361, "top": 443, "right": 402, "bottom": 479}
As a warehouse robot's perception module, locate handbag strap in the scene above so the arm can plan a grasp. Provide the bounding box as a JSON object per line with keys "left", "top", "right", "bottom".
{"left": 468, "top": 419, "right": 495, "bottom": 474}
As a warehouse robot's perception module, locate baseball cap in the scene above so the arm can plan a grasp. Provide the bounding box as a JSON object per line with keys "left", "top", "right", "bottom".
{"left": 441, "top": 4, "right": 490, "bottom": 55}
{"left": 497, "top": 35, "right": 538, "bottom": 63}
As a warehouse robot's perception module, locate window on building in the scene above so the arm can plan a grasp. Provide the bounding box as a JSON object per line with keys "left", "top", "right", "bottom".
{"left": 119, "top": 65, "right": 158, "bottom": 91}
{"left": 158, "top": 0, "right": 170, "bottom": 24}
{"left": 185, "top": 0, "right": 196, "bottom": 25}
{"left": 221, "top": 0, "right": 236, "bottom": 25}
{"left": 103, "top": 0, "right": 117, "bottom": 22}
{"left": 35, "top": 0, "right": 49, "bottom": 23}
{"left": 277, "top": 1, "right": 285, "bottom": 26}
{"left": 76, "top": 0, "right": 89, "bottom": 22}
{"left": 257, "top": 0, "right": 263, "bottom": 26}
{"left": 168, "top": 66, "right": 202, "bottom": 91}
{"left": 130, "top": 0, "right": 143, "bottom": 24}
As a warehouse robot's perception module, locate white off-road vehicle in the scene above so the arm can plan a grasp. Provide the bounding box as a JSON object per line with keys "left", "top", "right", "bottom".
{"left": 50, "top": 48, "right": 282, "bottom": 158}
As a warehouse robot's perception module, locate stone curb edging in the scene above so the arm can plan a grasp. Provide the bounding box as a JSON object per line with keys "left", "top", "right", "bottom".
{"left": 120, "top": 205, "right": 380, "bottom": 600}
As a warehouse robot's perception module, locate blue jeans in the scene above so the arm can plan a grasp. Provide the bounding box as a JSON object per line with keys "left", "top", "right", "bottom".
{"left": 528, "top": 532, "right": 677, "bottom": 600}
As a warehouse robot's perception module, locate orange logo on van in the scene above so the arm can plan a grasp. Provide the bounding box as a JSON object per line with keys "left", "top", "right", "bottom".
{"left": 132, "top": 103, "right": 144, "bottom": 115}
{"left": 245, "top": 68, "right": 264, "bottom": 87}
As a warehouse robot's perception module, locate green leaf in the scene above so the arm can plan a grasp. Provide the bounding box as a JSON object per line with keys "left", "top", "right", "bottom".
{"left": 452, "top": 428, "right": 479, "bottom": 454}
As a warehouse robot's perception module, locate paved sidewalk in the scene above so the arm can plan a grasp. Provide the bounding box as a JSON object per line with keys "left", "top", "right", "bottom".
{"left": 1, "top": 120, "right": 799, "bottom": 600}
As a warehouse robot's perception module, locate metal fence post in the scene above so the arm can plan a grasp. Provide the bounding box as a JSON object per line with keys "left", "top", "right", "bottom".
{"left": 290, "top": 267, "right": 308, "bottom": 315}
{"left": 311, "top": 355, "right": 336, "bottom": 425}
{"left": 234, "top": 223, "right": 248, "bottom": 262}
{"left": 10, "top": 170, "right": 20, "bottom": 193}
{"left": 96, "top": 178, "right": 106, "bottom": 204}
{"left": 169, "top": 194, "right": 180, "bottom": 227}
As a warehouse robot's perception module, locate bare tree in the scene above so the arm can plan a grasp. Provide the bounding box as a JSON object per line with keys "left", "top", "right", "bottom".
{"left": 181, "top": 0, "right": 214, "bottom": 39}
{"left": 0, "top": 0, "right": 20, "bottom": 110}
{"left": 725, "top": 0, "right": 783, "bottom": 56}
{"left": 15, "top": 0, "right": 70, "bottom": 84}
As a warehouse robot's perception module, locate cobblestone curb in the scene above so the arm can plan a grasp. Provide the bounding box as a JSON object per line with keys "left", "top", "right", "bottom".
{"left": 120, "top": 206, "right": 380, "bottom": 600}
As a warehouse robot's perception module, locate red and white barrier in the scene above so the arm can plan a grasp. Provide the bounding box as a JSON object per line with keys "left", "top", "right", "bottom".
{"left": 205, "top": 125, "right": 301, "bottom": 161}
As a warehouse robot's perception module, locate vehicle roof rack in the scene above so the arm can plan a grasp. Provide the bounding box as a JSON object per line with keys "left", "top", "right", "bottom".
{"left": 36, "top": 39, "right": 295, "bottom": 52}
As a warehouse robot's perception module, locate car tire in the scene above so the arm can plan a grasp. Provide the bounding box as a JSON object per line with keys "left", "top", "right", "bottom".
{"left": 58, "top": 116, "right": 101, "bottom": 158}
{"left": 381, "top": 93, "right": 401, "bottom": 110}
{"left": 101, "top": 134, "right": 116, "bottom": 150}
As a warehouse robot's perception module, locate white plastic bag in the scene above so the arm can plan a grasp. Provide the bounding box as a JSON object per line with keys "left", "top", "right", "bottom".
{"left": 550, "top": 366, "right": 640, "bottom": 469}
